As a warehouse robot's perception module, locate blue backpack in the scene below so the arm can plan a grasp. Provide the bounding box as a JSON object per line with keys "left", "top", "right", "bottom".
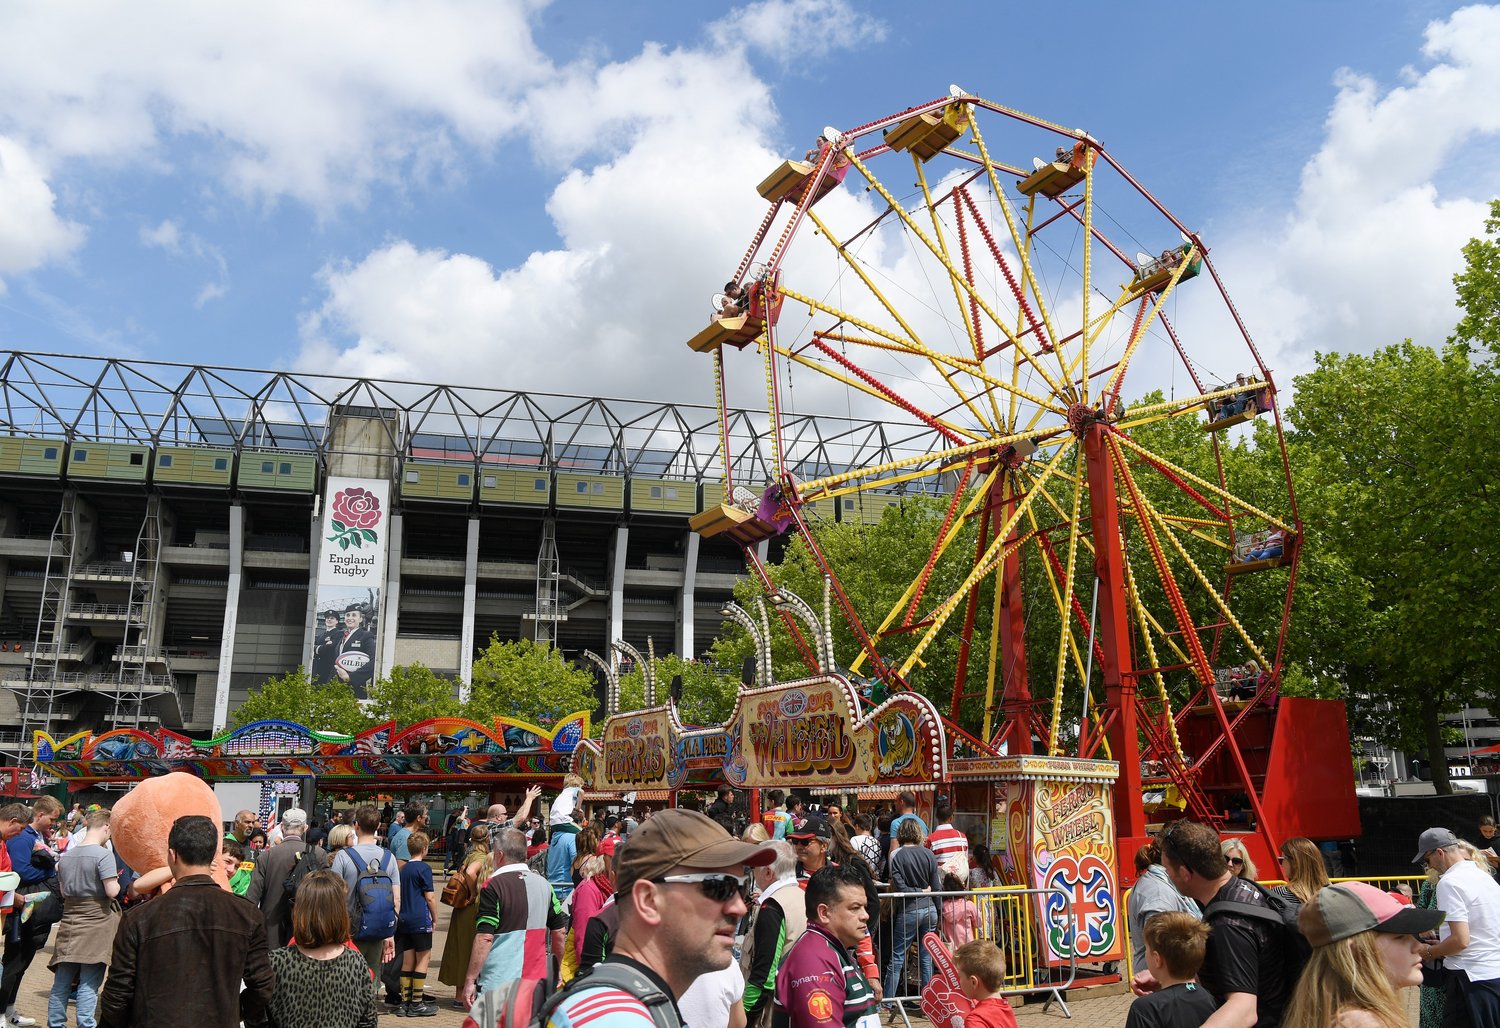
{"left": 350, "top": 847, "right": 397, "bottom": 941}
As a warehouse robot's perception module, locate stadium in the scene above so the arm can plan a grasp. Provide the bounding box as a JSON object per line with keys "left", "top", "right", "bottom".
{"left": 0, "top": 351, "right": 946, "bottom": 763}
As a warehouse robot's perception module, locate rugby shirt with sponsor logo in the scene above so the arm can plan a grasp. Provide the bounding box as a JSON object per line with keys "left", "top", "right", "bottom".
{"left": 772, "top": 923, "right": 878, "bottom": 1028}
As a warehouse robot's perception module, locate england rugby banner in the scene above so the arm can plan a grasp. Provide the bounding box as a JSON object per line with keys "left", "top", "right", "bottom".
{"left": 310, "top": 478, "right": 390, "bottom": 699}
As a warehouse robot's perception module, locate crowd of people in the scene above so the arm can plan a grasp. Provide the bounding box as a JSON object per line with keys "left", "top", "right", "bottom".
{"left": 2, "top": 784, "right": 1495, "bottom": 1028}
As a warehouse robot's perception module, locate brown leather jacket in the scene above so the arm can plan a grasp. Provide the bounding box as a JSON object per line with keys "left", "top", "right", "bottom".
{"left": 98, "top": 874, "right": 275, "bottom": 1028}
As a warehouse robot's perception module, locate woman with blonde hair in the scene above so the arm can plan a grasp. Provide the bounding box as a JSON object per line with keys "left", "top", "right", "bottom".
{"left": 437, "top": 823, "right": 493, "bottom": 1008}
{"left": 1273, "top": 835, "right": 1330, "bottom": 904}
{"left": 1285, "top": 881, "right": 1444, "bottom": 1028}
{"left": 742, "top": 822, "right": 770, "bottom": 844}
{"left": 1220, "top": 837, "right": 1259, "bottom": 881}
{"left": 327, "top": 823, "right": 355, "bottom": 853}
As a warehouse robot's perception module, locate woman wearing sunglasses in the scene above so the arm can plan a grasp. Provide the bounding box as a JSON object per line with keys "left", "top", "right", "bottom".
{"left": 1271, "top": 836, "right": 1330, "bottom": 905}
{"left": 1220, "top": 838, "right": 1259, "bottom": 882}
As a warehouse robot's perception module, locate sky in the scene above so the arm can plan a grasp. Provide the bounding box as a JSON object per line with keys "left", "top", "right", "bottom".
{"left": 1, "top": 0, "right": 1498, "bottom": 424}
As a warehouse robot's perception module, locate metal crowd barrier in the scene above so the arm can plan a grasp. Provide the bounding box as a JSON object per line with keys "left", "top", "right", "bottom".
{"left": 1118, "top": 874, "right": 1427, "bottom": 979}
{"left": 878, "top": 886, "right": 1077, "bottom": 1025}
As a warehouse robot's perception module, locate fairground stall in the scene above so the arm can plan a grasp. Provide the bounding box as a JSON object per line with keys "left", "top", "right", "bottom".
{"left": 32, "top": 711, "right": 589, "bottom": 825}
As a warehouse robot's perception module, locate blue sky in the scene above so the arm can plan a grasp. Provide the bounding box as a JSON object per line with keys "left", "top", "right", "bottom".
{"left": 0, "top": 0, "right": 1496, "bottom": 413}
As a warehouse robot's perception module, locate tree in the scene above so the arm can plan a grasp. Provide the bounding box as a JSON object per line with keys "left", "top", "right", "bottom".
{"left": 365, "top": 663, "right": 462, "bottom": 730}
{"left": 1452, "top": 199, "right": 1500, "bottom": 356}
{"left": 231, "top": 667, "right": 368, "bottom": 736}
{"left": 1286, "top": 342, "right": 1500, "bottom": 792}
{"left": 617, "top": 652, "right": 741, "bottom": 727}
{"left": 464, "top": 636, "right": 598, "bottom": 729}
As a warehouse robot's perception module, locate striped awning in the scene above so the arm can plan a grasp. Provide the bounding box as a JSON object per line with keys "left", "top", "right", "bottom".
{"left": 581, "top": 790, "right": 673, "bottom": 802}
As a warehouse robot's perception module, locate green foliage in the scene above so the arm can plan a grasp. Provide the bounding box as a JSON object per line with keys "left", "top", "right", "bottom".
{"left": 232, "top": 666, "right": 367, "bottom": 736}
{"left": 1452, "top": 199, "right": 1500, "bottom": 355}
{"left": 1283, "top": 341, "right": 1500, "bottom": 788}
{"left": 617, "top": 652, "right": 741, "bottom": 727}
{"left": 365, "top": 662, "right": 461, "bottom": 730}
{"left": 465, "top": 636, "right": 598, "bottom": 729}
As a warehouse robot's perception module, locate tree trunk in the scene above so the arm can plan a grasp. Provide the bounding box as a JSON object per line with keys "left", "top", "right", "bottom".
{"left": 1422, "top": 690, "right": 1453, "bottom": 795}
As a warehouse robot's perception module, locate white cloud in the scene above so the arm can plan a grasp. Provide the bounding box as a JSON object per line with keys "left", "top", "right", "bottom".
{"left": 0, "top": 136, "right": 84, "bottom": 289}
{"left": 140, "top": 218, "right": 230, "bottom": 308}
{"left": 0, "top": 0, "right": 552, "bottom": 212}
{"left": 1210, "top": 4, "right": 1500, "bottom": 380}
{"left": 299, "top": 0, "right": 895, "bottom": 406}
{"left": 708, "top": 0, "right": 887, "bottom": 64}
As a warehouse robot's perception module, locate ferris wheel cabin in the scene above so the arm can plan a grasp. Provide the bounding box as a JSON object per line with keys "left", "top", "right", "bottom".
{"left": 1127, "top": 243, "right": 1203, "bottom": 300}
{"left": 757, "top": 150, "right": 851, "bottom": 207}
{"left": 883, "top": 103, "right": 970, "bottom": 162}
{"left": 1016, "top": 142, "right": 1096, "bottom": 198}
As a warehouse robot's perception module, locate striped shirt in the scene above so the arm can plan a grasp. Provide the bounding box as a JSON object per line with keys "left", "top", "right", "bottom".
{"left": 926, "top": 823, "right": 969, "bottom": 872}
{"left": 545, "top": 957, "right": 679, "bottom": 1028}
{"left": 475, "top": 863, "right": 566, "bottom": 991}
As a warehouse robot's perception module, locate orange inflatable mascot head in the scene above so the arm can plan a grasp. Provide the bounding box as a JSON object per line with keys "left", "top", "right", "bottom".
{"left": 111, "top": 772, "right": 230, "bottom": 887}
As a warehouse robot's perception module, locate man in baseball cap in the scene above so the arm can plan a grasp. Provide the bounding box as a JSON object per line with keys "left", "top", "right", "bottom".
{"left": 542, "top": 809, "right": 774, "bottom": 1027}
{"left": 1414, "top": 826, "right": 1500, "bottom": 1023}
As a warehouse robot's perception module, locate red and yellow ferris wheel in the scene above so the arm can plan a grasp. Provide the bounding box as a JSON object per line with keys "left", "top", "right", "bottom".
{"left": 687, "top": 89, "right": 1335, "bottom": 857}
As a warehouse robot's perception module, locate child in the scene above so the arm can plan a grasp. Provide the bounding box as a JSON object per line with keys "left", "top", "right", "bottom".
{"left": 953, "top": 940, "right": 1017, "bottom": 1028}
{"left": 1126, "top": 912, "right": 1216, "bottom": 1028}
{"left": 940, "top": 872, "right": 981, "bottom": 948}
{"left": 222, "top": 838, "right": 251, "bottom": 895}
{"left": 396, "top": 831, "right": 439, "bottom": 1017}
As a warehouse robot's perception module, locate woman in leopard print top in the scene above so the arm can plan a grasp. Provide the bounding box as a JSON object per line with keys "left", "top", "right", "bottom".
{"left": 267, "top": 870, "right": 378, "bottom": 1028}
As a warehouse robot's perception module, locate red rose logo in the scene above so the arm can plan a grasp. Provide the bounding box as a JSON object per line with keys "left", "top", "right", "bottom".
{"left": 328, "top": 487, "right": 382, "bottom": 550}
{"left": 332, "top": 488, "right": 382, "bottom": 529}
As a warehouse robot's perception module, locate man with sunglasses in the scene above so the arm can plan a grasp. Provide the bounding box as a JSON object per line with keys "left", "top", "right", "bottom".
{"left": 1155, "top": 820, "right": 1290, "bottom": 1028}
{"left": 542, "top": 809, "right": 774, "bottom": 1028}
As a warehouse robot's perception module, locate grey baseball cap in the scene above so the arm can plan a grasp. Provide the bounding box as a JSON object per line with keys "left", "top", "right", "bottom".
{"left": 1413, "top": 827, "right": 1460, "bottom": 864}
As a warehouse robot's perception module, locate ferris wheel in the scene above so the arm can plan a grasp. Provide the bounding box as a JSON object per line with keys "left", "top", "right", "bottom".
{"left": 686, "top": 88, "right": 1301, "bottom": 841}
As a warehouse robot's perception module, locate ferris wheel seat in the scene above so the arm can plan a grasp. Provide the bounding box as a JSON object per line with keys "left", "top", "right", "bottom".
{"left": 884, "top": 104, "right": 970, "bottom": 162}
{"left": 1125, "top": 255, "right": 1202, "bottom": 300}
{"left": 1225, "top": 553, "right": 1293, "bottom": 575}
{"left": 688, "top": 502, "right": 780, "bottom": 545}
{"left": 1017, "top": 160, "right": 1086, "bottom": 199}
{"left": 687, "top": 313, "right": 763, "bottom": 353}
{"left": 757, "top": 157, "right": 849, "bottom": 206}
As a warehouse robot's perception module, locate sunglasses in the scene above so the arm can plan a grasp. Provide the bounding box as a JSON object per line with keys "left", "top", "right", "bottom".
{"left": 656, "top": 872, "right": 753, "bottom": 904}
{"left": 1226, "top": 857, "right": 1244, "bottom": 867}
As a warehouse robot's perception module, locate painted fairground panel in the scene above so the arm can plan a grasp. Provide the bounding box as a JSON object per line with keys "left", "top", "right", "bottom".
{"left": 597, "top": 707, "right": 687, "bottom": 792}
{"left": 35, "top": 712, "right": 589, "bottom": 785}
{"left": 1020, "top": 775, "right": 1123, "bottom": 967}
{"left": 720, "top": 675, "right": 946, "bottom": 791}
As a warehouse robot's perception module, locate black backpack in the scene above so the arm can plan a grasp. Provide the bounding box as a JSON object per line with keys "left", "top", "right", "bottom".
{"left": 1204, "top": 882, "right": 1310, "bottom": 992}
{"left": 280, "top": 843, "right": 329, "bottom": 938}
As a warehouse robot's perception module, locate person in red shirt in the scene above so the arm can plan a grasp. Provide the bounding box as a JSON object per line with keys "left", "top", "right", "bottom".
{"left": 0, "top": 804, "right": 27, "bottom": 935}
{"left": 953, "top": 941, "right": 1017, "bottom": 1028}
{"left": 926, "top": 800, "right": 970, "bottom": 879}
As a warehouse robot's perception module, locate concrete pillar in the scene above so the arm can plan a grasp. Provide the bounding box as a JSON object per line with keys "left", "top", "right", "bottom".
{"left": 302, "top": 506, "right": 322, "bottom": 668}
{"left": 460, "top": 518, "right": 479, "bottom": 702}
{"left": 380, "top": 513, "right": 403, "bottom": 673}
{"left": 212, "top": 504, "right": 244, "bottom": 733}
{"left": 609, "top": 525, "right": 628, "bottom": 652}
{"left": 677, "top": 531, "right": 700, "bottom": 658}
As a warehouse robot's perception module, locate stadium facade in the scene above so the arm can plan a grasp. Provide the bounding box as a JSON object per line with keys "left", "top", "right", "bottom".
{"left": 0, "top": 352, "right": 945, "bottom": 764}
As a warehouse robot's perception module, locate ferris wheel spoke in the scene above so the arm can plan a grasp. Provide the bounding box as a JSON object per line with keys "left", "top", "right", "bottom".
{"left": 842, "top": 151, "right": 1074, "bottom": 403}
{"left": 785, "top": 340, "right": 979, "bottom": 443}
{"left": 1112, "top": 431, "right": 1293, "bottom": 533}
{"left": 895, "top": 439, "right": 1076, "bottom": 678}
{"left": 796, "top": 424, "right": 1064, "bottom": 501}
{"left": 1045, "top": 445, "right": 1089, "bottom": 754}
{"left": 1115, "top": 440, "right": 1272, "bottom": 673}
{"left": 1121, "top": 556, "right": 1187, "bottom": 763}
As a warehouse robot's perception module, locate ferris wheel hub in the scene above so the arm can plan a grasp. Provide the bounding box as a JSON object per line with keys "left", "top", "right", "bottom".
{"left": 1065, "top": 401, "right": 1104, "bottom": 438}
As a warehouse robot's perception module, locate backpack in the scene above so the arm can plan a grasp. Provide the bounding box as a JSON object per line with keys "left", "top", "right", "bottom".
{"left": 465, "top": 959, "right": 681, "bottom": 1028}
{"left": 349, "top": 846, "right": 397, "bottom": 942}
{"left": 442, "top": 867, "right": 479, "bottom": 909}
{"left": 1203, "top": 881, "right": 1310, "bottom": 993}
{"left": 280, "top": 844, "right": 328, "bottom": 937}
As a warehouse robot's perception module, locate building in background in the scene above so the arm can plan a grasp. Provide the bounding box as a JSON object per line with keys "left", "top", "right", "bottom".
{"left": 0, "top": 352, "right": 946, "bottom": 763}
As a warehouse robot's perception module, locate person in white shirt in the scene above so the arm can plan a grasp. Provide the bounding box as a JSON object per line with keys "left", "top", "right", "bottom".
{"left": 679, "top": 961, "right": 747, "bottom": 1028}
{"left": 1415, "top": 826, "right": 1500, "bottom": 1026}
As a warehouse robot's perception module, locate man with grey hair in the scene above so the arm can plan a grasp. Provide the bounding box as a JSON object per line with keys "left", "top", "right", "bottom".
{"left": 742, "top": 840, "right": 806, "bottom": 1028}
{"left": 1415, "top": 827, "right": 1500, "bottom": 1025}
{"left": 246, "top": 807, "right": 327, "bottom": 950}
{"left": 459, "top": 828, "right": 567, "bottom": 1007}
